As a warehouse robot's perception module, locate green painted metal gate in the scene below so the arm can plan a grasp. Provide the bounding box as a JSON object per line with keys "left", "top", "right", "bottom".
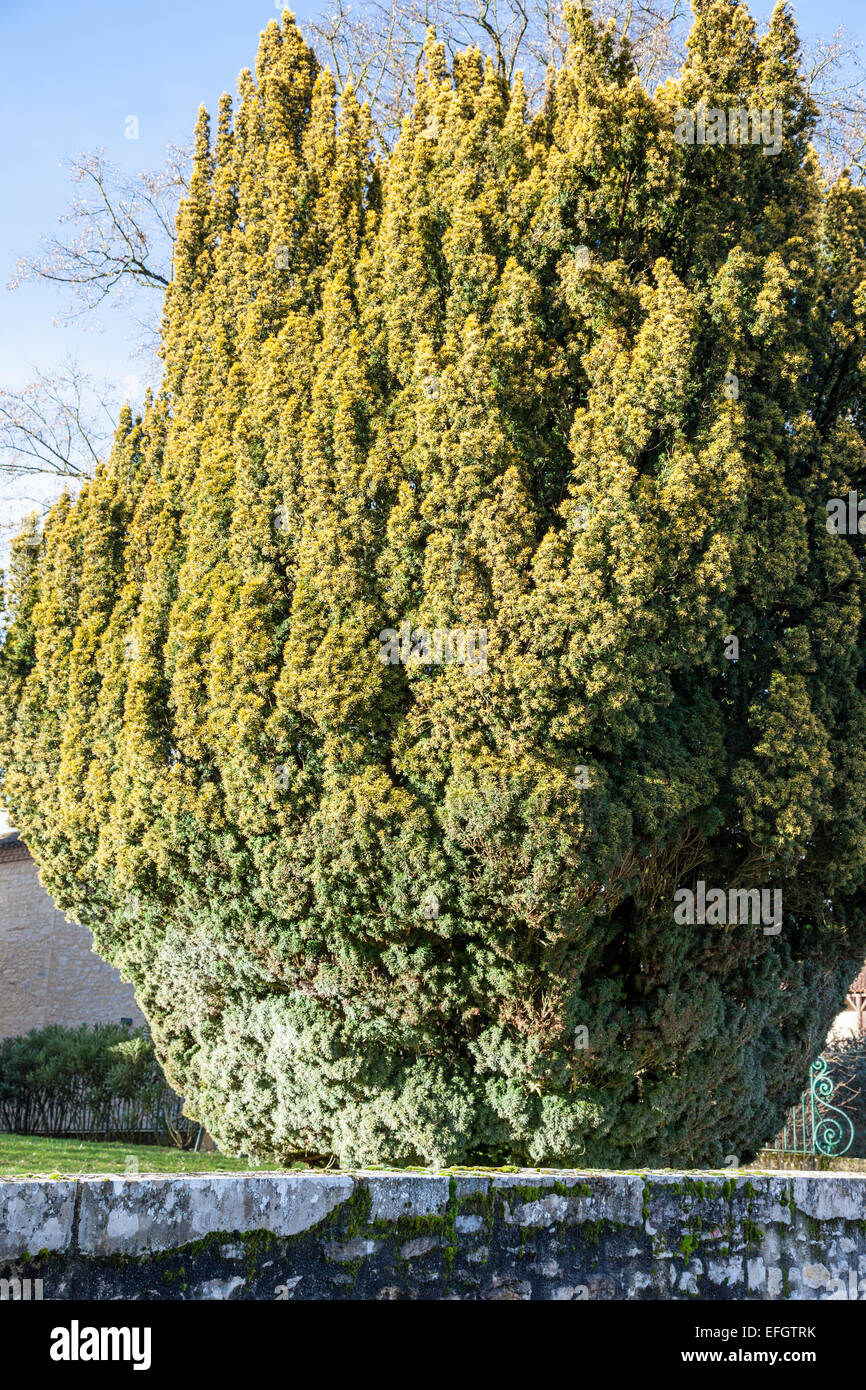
{"left": 772, "top": 1055, "right": 856, "bottom": 1157}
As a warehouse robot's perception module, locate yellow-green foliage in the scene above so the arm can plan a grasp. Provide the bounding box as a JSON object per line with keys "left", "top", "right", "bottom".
{"left": 3, "top": 3, "right": 866, "bottom": 1166}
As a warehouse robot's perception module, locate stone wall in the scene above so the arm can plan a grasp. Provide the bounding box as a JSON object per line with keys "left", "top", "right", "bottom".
{"left": 2, "top": 1170, "right": 866, "bottom": 1300}
{"left": 0, "top": 847, "right": 144, "bottom": 1041}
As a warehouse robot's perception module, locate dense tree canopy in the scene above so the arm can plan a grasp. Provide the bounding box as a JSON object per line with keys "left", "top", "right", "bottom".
{"left": 3, "top": 1, "right": 866, "bottom": 1166}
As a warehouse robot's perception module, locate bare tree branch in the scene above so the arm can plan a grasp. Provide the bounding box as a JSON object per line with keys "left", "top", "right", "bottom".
{"left": 302, "top": 0, "right": 865, "bottom": 182}
{"left": 302, "top": 0, "right": 692, "bottom": 142}
{"left": 8, "top": 147, "right": 190, "bottom": 326}
{"left": 801, "top": 27, "right": 866, "bottom": 184}
{"left": 1, "top": 145, "right": 186, "bottom": 493}
{"left": 3, "top": 1, "right": 864, "bottom": 497}
{"left": 0, "top": 362, "right": 119, "bottom": 481}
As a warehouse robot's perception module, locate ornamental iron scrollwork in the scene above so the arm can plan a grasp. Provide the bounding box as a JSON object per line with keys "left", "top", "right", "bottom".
{"left": 810, "top": 1055, "right": 855, "bottom": 1157}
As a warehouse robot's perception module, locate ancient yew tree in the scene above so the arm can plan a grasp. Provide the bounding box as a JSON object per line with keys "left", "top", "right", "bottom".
{"left": 3, "top": 2, "right": 866, "bottom": 1166}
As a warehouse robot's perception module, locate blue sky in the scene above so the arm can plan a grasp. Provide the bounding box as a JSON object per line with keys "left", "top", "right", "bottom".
{"left": 0, "top": 0, "right": 862, "bottom": 488}
{"left": 0, "top": 1, "right": 320, "bottom": 392}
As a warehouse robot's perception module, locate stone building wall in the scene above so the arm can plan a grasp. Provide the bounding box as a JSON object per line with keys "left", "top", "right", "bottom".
{"left": 0, "top": 837, "right": 144, "bottom": 1040}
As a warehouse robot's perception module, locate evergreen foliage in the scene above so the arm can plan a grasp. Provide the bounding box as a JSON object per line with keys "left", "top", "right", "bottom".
{"left": 0, "top": 1023, "right": 181, "bottom": 1139}
{"left": 3, "top": 2, "right": 866, "bottom": 1166}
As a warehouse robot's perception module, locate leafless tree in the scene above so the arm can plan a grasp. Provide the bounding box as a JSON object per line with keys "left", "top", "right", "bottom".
{"left": 4, "top": 1, "right": 864, "bottom": 497}
{"left": 801, "top": 26, "right": 866, "bottom": 184}
{"left": 8, "top": 145, "right": 189, "bottom": 351}
{"left": 0, "top": 361, "right": 120, "bottom": 481}
{"left": 2, "top": 147, "right": 186, "bottom": 496}
{"left": 302, "top": 0, "right": 865, "bottom": 180}
{"left": 301, "top": 0, "right": 690, "bottom": 143}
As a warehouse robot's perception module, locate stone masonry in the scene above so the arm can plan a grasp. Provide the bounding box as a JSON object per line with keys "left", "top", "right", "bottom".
{"left": 1, "top": 1170, "right": 866, "bottom": 1300}
{"left": 0, "top": 835, "right": 144, "bottom": 1040}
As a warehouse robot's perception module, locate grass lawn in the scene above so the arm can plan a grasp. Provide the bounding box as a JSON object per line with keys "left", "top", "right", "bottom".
{"left": 4, "top": 1135, "right": 839, "bottom": 1180}
{"left": 0, "top": 1133, "right": 307, "bottom": 1178}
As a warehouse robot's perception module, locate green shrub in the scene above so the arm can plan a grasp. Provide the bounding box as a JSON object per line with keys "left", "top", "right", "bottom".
{"left": 0, "top": 1024, "right": 187, "bottom": 1140}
